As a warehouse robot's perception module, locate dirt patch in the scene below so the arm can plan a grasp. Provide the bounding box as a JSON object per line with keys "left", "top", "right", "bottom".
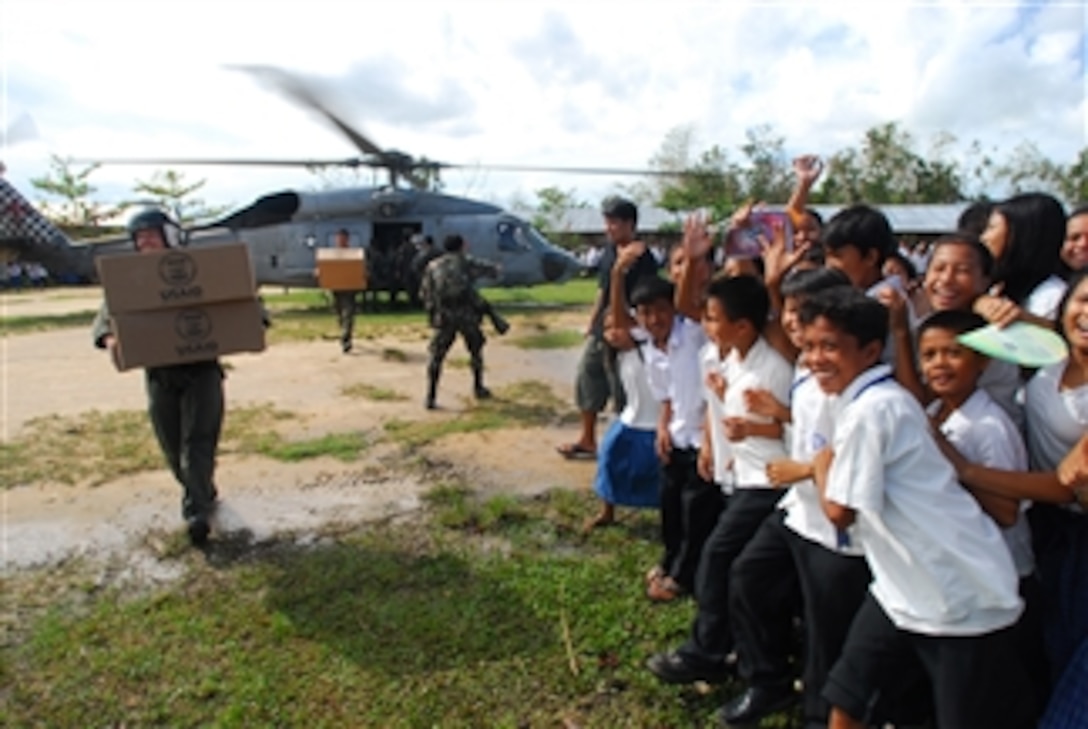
{"left": 1, "top": 288, "right": 601, "bottom": 573}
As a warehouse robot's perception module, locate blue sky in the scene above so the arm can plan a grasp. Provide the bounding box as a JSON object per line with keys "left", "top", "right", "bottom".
{"left": 2, "top": 0, "right": 1085, "bottom": 215}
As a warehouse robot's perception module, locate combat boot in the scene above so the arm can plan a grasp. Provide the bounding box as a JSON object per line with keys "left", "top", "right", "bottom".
{"left": 426, "top": 365, "right": 440, "bottom": 409}
{"left": 472, "top": 366, "right": 492, "bottom": 400}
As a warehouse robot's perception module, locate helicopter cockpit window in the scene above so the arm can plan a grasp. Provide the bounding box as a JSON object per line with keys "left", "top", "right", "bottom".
{"left": 496, "top": 221, "right": 531, "bottom": 253}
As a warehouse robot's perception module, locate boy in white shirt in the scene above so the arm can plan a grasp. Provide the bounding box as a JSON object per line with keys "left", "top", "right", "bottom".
{"left": 721, "top": 269, "right": 875, "bottom": 728}
{"left": 918, "top": 308, "right": 1047, "bottom": 721}
{"left": 802, "top": 286, "right": 1032, "bottom": 729}
{"left": 647, "top": 274, "right": 793, "bottom": 685}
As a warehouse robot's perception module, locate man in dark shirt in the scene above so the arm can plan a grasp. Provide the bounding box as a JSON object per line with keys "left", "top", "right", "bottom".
{"left": 557, "top": 196, "right": 659, "bottom": 459}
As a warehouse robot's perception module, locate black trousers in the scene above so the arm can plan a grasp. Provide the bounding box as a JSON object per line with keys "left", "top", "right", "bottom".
{"left": 824, "top": 593, "right": 1035, "bottom": 729}
{"left": 658, "top": 448, "right": 723, "bottom": 593}
{"left": 675, "top": 487, "right": 782, "bottom": 667}
{"left": 730, "top": 510, "right": 871, "bottom": 724}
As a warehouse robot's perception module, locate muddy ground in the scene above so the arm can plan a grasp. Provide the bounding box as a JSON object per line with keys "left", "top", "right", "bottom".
{"left": 1, "top": 288, "right": 599, "bottom": 578}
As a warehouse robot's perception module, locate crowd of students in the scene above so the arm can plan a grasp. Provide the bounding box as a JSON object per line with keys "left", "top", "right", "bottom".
{"left": 564, "top": 162, "right": 1088, "bottom": 728}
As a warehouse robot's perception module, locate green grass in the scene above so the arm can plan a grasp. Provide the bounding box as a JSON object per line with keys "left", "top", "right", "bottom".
{"left": 511, "top": 329, "right": 584, "bottom": 350}
{"left": 340, "top": 383, "right": 409, "bottom": 402}
{"left": 0, "top": 280, "right": 595, "bottom": 339}
{"left": 383, "top": 380, "right": 567, "bottom": 448}
{"left": 0, "top": 309, "right": 98, "bottom": 335}
{"left": 0, "top": 404, "right": 372, "bottom": 488}
{"left": 0, "top": 489, "right": 808, "bottom": 728}
{"left": 481, "top": 278, "right": 597, "bottom": 308}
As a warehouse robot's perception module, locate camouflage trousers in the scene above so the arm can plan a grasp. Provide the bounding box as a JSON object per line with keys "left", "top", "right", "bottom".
{"left": 427, "top": 310, "right": 486, "bottom": 379}
{"left": 145, "top": 361, "right": 224, "bottom": 520}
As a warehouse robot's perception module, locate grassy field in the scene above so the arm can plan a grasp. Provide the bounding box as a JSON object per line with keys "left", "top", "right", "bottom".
{"left": 0, "top": 278, "right": 598, "bottom": 339}
{"left": 1, "top": 488, "right": 802, "bottom": 728}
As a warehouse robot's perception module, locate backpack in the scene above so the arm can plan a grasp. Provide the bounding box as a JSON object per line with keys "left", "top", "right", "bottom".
{"left": 431, "top": 254, "right": 472, "bottom": 304}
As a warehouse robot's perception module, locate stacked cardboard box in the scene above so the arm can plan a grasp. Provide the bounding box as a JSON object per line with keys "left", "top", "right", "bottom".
{"left": 96, "top": 243, "right": 266, "bottom": 371}
{"left": 316, "top": 247, "right": 368, "bottom": 291}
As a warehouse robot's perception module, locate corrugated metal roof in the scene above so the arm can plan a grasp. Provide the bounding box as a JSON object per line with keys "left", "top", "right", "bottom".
{"left": 552, "top": 204, "right": 969, "bottom": 235}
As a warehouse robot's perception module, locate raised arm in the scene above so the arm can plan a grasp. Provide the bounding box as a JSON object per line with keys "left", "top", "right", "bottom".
{"left": 675, "top": 213, "right": 712, "bottom": 321}
{"left": 786, "top": 155, "right": 823, "bottom": 228}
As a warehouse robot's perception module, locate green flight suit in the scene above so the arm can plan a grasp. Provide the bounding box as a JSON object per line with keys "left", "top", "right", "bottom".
{"left": 93, "top": 302, "right": 223, "bottom": 521}
{"left": 333, "top": 290, "right": 357, "bottom": 352}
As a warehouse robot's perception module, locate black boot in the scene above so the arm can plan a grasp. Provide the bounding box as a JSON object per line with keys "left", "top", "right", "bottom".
{"left": 426, "top": 363, "right": 440, "bottom": 409}
{"left": 472, "top": 364, "right": 491, "bottom": 399}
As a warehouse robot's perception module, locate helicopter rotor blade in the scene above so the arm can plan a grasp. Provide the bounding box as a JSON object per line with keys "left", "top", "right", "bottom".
{"left": 69, "top": 157, "right": 380, "bottom": 169}
{"left": 74, "top": 157, "right": 686, "bottom": 178}
{"left": 227, "top": 64, "right": 385, "bottom": 158}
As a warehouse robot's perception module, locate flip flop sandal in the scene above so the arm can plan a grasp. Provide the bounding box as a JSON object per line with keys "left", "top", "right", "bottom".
{"left": 556, "top": 443, "right": 596, "bottom": 460}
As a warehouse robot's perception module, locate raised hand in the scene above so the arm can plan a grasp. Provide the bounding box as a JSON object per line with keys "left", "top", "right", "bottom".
{"left": 682, "top": 212, "right": 713, "bottom": 262}
{"left": 792, "top": 155, "right": 824, "bottom": 185}
{"left": 760, "top": 216, "right": 809, "bottom": 287}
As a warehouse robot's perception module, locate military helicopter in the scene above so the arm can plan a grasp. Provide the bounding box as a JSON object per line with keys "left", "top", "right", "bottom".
{"left": 3, "top": 65, "right": 667, "bottom": 295}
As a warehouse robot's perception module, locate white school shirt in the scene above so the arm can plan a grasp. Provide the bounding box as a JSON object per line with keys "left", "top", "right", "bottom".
{"left": 617, "top": 342, "right": 659, "bottom": 431}
{"left": 824, "top": 364, "right": 1023, "bottom": 636}
{"left": 643, "top": 315, "right": 707, "bottom": 450}
{"left": 720, "top": 336, "right": 793, "bottom": 489}
{"left": 1023, "top": 275, "right": 1067, "bottom": 321}
{"left": 700, "top": 341, "right": 735, "bottom": 488}
{"left": 927, "top": 389, "right": 1034, "bottom": 577}
{"left": 1025, "top": 360, "right": 1088, "bottom": 514}
{"left": 778, "top": 367, "right": 865, "bottom": 555}
{"left": 1025, "top": 360, "right": 1088, "bottom": 472}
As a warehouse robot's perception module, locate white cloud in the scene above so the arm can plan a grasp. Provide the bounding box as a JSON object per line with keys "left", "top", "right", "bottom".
{"left": 1, "top": 0, "right": 1085, "bottom": 218}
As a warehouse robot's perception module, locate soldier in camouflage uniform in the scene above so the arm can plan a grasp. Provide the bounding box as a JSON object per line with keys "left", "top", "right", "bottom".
{"left": 92, "top": 209, "right": 224, "bottom": 547}
{"left": 419, "top": 234, "right": 501, "bottom": 409}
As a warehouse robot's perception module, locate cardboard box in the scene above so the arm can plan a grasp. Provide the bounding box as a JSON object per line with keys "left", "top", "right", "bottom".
{"left": 111, "top": 299, "right": 266, "bottom": 371}
{"left": 96, "top": 243, "right": 255, "bottom": 314}
{"left": 316, "top": 248, "right": 367, "bottom": 291}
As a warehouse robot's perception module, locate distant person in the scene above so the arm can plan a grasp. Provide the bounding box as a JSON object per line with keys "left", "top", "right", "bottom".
{"left": 409, "top": 234, "right": 441, "bottom": 307}
{"left": 330, "top": 228, "right": 360, "bottom": 354}
{"left": 8, "top": 260, "right": 23, "bottom": 289}
{"left": 91, "top": 209, "right": 224, "bottom": 547}
{"left": 419, "top": 234, "right": 501, "bottom": 409}
{"left": 557, "top": 196, "right": 658, "bottom": 460}
{"left": 26, "top": 261, "right": 48, "bottom": 287}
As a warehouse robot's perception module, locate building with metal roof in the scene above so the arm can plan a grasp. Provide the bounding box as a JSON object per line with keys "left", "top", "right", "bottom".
{"left": 551, "top": 203, "right": 969, "bottom": 237}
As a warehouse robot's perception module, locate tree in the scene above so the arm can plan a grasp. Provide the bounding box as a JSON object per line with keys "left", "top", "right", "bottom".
{"left": 738, "top": 124, "right": 793, "bottom": 204}
{"left": 131, "top": 169, "right": 229, "bottom": 224}
{"left": 1056, "top": 147, "right": 1088, "bottom": 204}
{"left": 531, "top": 186, "right": 587, "bottom": 250}
{"left": 30, "top": 155, "right": 123, "bottom": 231}
{"left": 814, "top": 122, "right": 965, "bottom": 204}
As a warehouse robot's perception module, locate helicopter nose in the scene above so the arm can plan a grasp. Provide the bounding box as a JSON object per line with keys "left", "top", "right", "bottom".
{"left": 542, "top": 250, "right": 582, "bottom": 282}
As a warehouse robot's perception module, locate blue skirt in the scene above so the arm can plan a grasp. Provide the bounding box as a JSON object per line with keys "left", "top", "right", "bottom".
{"left": 592, "top": 419, "right": 661, "bottom": 508}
